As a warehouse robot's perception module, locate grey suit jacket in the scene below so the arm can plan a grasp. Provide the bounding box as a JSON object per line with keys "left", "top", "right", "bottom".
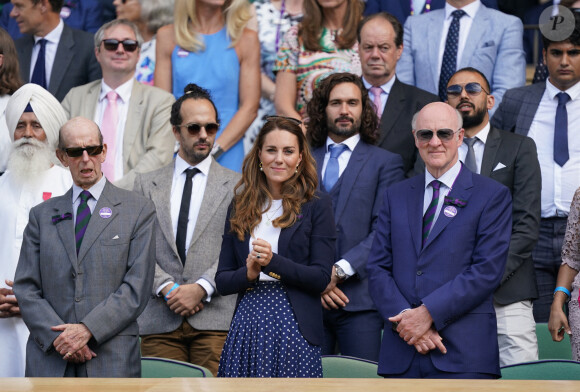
{"left": 135, "top": 158, "right": 240, "bottom": 334}
{"left": 16, "top": 24, "right": 101, "bottom": 101}
{"left": 481, "top": 127, "right": 541, "bottom": 304}
{"left": 14, "top": 181, "right": 156, "bottom": 377}
{"left": 62, "top": 79, "right": 176, "bottom": 190}
{"left": 490, "top": 81, "right": 546, "bottom": 136}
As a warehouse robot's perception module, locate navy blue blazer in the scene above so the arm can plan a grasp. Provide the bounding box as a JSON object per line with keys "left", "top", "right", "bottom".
{"left": 313, "top": 141, "right": 404, "bottom": 311}
{"left": 367, "top": 166, "right": 512, "bottom": 376}
{"left": 215, "top": 193, "right": 336, "bottom": 346}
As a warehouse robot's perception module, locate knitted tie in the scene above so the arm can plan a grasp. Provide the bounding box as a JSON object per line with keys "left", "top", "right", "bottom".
{"left": 438, "top": 10, "right": 466, "bottom": 101}
{"left": 463, "top": 137, "right": 478, "bottom": 173}
{"left": 101, "top": 91, "right": 119, "bottom": 181}
{"left": 370, "top": 86, "right": 384, "bottom": 119}
{"left": 75, "top": 190, "right": 92, "bottom": 254}
{"left": 31, "top": 39, "right": 47, "bottom": 89}
{"left": 323, "top": 144, "right": 348, "bottom": 191}
{"left": 176, "top": 168, "right": 200, "bottom": 264}
{"left": 554, "top": 92, "right": 571, "bottom": 167}
{"left": 422, "top": 180, "right": 441, "bottom": 247}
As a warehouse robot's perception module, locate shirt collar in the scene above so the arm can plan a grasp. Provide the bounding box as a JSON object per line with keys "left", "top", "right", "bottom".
{"left": 325, "top": 133, "right": 361, "bottom": 153}
{"left": 35, "top": 18, "right": 64, "bottom": 44}
{"left": 72, "top": 175, "right": 107, "bottom": 203}
{"left": 445, "top": 0, "right": 480, "bottom": 19}
{"left": 468, "top": 121, "right": 490, "bottom": 144}
{"left": 545, "top": 78, "right": 580, "bottom": 101}
{"left": 362, "top": 75, "right": 397, "bottom": 95}
{"left": 425, "top": 159, "right": 462, "bottom": 189}
{"left": 174, "top": 153, "right": 212, "bottom": 178}
{"left": 99, "top": 78, "right": 134, "bottom": 104}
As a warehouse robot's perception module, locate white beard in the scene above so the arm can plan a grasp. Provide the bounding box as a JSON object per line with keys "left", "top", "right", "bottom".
{"left": 6, "top": 138, "right": 54, "bottom": 183}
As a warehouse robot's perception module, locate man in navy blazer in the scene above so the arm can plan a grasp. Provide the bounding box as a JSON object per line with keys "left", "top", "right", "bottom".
{"left": 367, "top": 102, "right": 512, "bottom": 378}
{"left": 306, "top": 73, "right": 405, "bottom": 361}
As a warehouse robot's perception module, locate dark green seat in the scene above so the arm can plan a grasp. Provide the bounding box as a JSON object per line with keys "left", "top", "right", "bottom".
{"left": 536, "top": 322, "right": 573, "bottom": 360}
{"left": 501, "top": 359, "right": 580, "bottom": 380}
{"left": 141, "top": 357, "right": 213, "bottom": 378}
{"left": 321, "top": 355, "right": 382, "bottom": 378}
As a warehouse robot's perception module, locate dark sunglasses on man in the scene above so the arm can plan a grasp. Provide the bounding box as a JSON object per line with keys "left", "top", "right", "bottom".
{"left": 415, "top": 128, "right": 461, "bottom": 143}
{"left": 101, "top": 39, "right": 139, "bottom": 52}
{"left": 177, "top": 122, "right": 220, "bottom": 135}
{"left": 63, "top": 145, "right": 104, "bottom": 158}
{"left": 446, "top": 82, "right": 489, "bottom": 98}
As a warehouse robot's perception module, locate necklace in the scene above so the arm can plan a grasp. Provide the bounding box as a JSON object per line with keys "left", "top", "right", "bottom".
{"left": 264, "top": 202, "right": 283, "bottom": 226}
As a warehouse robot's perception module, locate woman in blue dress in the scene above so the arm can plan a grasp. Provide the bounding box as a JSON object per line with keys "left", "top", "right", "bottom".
{"left": 215, "top": 117, "right": 336, "bottom": 377}
{"left": 154, "top": 0, "right": 260, "bottom": 172}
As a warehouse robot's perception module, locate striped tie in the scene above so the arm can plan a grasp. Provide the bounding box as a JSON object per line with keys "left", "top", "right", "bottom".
{"left": 75, "top": 190, "right": 92, "bottom": 253}
{"left": 422, "top": 180, "right": 441, "bottom": 247}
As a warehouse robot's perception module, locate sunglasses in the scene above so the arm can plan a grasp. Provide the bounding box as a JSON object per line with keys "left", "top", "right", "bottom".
{"left": 63, "top": 145, "right": 104, "bottom": 158}
{"left": 101, "top": 39, "right": 139, "bottom": 52}
{"left": 265, "top": 115, "right": 302, "bottom": 125}
{"left": 446, "top": 82, "right": 489, "bottom": 98}
{"left": 415, "top": 128, "right": 460, "bottom": 143}
{"left": 177, "top": 122, "right": 220, "bottom": 135}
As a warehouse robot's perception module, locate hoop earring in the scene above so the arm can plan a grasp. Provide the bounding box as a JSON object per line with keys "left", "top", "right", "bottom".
{"left": 259, "top": 162, "right": 263, "bottom": 172}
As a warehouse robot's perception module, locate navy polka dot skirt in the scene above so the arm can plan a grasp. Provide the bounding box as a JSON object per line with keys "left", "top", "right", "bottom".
{"left": 217, "top": 282, "right": 322, "bottom": 377}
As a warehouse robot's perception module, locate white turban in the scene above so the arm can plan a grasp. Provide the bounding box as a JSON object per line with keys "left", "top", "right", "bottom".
{"left": 5, "top": 83, "right": 68, "bottom": 149}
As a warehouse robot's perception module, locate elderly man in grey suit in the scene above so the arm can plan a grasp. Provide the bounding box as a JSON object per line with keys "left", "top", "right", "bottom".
{"left": 135, "top": 84, "right": 239, "bottom": 376}
{"left": 62, "top": 19, "right": 175, "bottom": 191}
{"left": 14, "top": 117, "right": 156, "bottom": 377}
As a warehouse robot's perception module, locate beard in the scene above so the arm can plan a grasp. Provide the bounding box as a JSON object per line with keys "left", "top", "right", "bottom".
{"left": 6, "top": 138, "right": 54, "bottom": 182}
{"left": 181, "top": 139, "right": 212, "bottom": 165}
{"left": 459, "top": 101, "right": 488, "bottom": 129}
{"left": 327, "top": 115, "right": 361, "bottom": 139}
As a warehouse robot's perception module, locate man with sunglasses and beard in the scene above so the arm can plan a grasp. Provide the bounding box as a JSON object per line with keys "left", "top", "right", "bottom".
{"left": 367, "top": 101, "right": 512, "bottom": 378}
{"left": 62, "top": 19, "right": 175, "bottom": 190}
{"left": 14, "top": 116, "right": 156, "bottom": 377}
{"left": 0, "top": 83, "right": 71, "bottom": 377}
{"left": 446, "top": 67, "right": 541, "bottom": 367}
{"left": 134, "top": 84, "right": 239, "bottom": 375}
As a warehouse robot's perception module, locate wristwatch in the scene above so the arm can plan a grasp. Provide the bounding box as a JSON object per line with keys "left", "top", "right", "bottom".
{"left": 334, "top": 264, "right": 347, "bottom": 280}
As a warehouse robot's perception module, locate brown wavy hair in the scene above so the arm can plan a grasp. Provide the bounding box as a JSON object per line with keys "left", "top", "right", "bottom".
{"left": 0, "top": 28, "right": 22, "bottom": 96}
{"left": 229, "top": 117, "right": 318, "bottom": 241}
{"left": 299, "top": 0, "right": 363, "bottom": 51}
{"left": 306, "top": 72, "right": 378, "bottom": 148}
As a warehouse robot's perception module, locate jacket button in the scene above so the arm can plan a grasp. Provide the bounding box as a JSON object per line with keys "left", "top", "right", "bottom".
{"left": 416, "top": 270, "right": 423, "bottom": 276}
{"left": 75, "top": 297, "right": 80, "bottom": 302}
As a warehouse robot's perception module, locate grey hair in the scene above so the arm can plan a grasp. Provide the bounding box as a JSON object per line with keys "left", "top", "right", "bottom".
{"left": 94, "top": 19, "right": 144, "bottom": 49}
{"left": 411, "top": 108, "right": 463, "bottom": 130}
{"left": 141, "top": 0, "right": 175, "bottom": 34}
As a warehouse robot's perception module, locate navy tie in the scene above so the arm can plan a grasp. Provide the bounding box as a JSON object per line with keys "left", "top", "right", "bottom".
{"left": 554, "top": 92, "right": 571, "bottom": 167}
{"left": 31, "top": 39, "right": 47, "bottom": 89}
{"left": 323, "top": 143, "right": 348, "bottom": 191}
{"left": 439, "top": 10, "right": 466, "bottom": 101}
{"left": 176, "top": 167, "right": 200, "bottom": 264}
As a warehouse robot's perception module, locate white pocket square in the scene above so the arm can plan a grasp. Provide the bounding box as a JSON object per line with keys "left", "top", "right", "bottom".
{"left": 493, "top": 162, "right": 506, "bottom": 171}
{"left": 112, "top": 235, "right": 120, "bottom": 240}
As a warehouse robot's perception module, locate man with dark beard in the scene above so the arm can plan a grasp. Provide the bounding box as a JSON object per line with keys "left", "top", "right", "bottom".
{"left": 306, "top": 72, "right": 404, "bottom": 361}
{"left": 133, "top": 84, "right": 239, "bottom": 375}
{"left": 0, "top": 83, "right": 71, "bottom": 377}
{"left": 446, "top": 67, "right": 542, "bottom": 366}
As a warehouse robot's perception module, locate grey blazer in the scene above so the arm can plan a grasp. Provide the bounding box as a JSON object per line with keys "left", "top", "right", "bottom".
{"left": 16, "top": 24, "right": 102, "bottom": 101}
{"left": 62, "top": 79, "right": 176, "bottom": 190}
{"left": 14, "top": 181, "right": 156, "bottom": 377}
{"left": 135, "top": 159, "right": 240, "bottom": 334}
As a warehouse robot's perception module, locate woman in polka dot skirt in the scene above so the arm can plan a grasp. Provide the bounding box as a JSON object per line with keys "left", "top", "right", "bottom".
{"left": 215, "top": 116, "right": 336, "bottom": 377}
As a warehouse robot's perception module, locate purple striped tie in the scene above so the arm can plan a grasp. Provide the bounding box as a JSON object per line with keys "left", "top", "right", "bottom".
{"left": 422, "top": 180, "right": 441, "bottom": 247}
{"left": 75, "top": 190, "right": 92, "bottom": 253}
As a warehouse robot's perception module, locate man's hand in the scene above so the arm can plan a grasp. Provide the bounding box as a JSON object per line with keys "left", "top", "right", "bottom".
{"left": 51, "top": 323, "right": 93, "bottom": 359}
{"left": 165, "top": 283, "right": 206, "bottom": 317}
{"left": 413, "top": 327, "right": 446, "bottom": 355}
{"left": 388, "top": 305, "right": 433, "bottom": 345}
{"left": 0, "top": 280, "right": 20, "bottom": 318}
{"left": 66, "top": 345, "right": 97, "bottom": 363}
{"left": 321, "top": 268, "right": 349, "bottom": 310}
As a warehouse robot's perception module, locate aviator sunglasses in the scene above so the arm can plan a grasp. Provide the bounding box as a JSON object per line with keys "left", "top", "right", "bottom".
{"left": 415, "top": 128, "right": 460, "bottom": 143}
{"left": 101, "top": 39, "right": 139, "bottom": 52}
{"left": 63, "top": 145, "right": 104, "bottom": 157}
{"left": 177, "top": 122, "right": 220, "bottom": 135}
{"left": 446, "top": 82, "right": 489, "bottom": 98}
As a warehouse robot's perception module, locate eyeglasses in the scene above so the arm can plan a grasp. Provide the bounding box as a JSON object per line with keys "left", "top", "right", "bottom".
{"left": 63, "top": 145, "right": 104, "bottom": 157}
{"left": 446, "top": 82, "right": 489, "bottom": 98}
{"left": 415, "top": 128, "right": 460, "bottom": 143}
{"left": 265, "top": 115, "right": 302, "bottom": 125}
{"left": 177, "top": 122, "right": 220, "bottom": 135}
{"left": 101, "top": 39, "right": 139, "bottom": 52}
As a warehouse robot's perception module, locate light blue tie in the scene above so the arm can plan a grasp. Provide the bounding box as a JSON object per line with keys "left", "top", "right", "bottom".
{"left": 323, "top": 143, "right": 348, "bottom": 191}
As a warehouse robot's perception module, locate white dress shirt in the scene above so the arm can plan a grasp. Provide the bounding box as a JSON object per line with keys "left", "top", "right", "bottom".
{"left": 437, "top": 1, "right": 481, "bottom": 79}
{"left": 423, "top": 160, "right": 462, "bottom": 225}
{"left": 458, "top": 122, "right": 490, "bottom": 174}
{"left": 30, "top": 19, "right": 64, "bottom": 86}
{"left": 528, "top": 79, "right": 580, "bottom": 217}
{"left": 72, "top": 175, "right": 106, "bottom": 220}
{"left": 362, "top": 75, "right": 397, "bottom": 114}
{"left": 94, "top": 78, "right": 134, "bottom": 180}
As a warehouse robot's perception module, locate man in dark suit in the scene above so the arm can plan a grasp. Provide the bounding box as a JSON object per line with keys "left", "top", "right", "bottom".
{"left": 358, "top": 12, "right": 438, "bottom": 177}
{"left": 306, "top": 73, "right": 405, "bottom": 361}
{"left": 13, "top": 117, "right": 156, "bottom": 377}
{"left": 12, "top": 0, "right": 101, "bottom": 101}
{"left": 491, "top": 12, "right": 580, "bottom": 322}
{"left": 446, "top": 67, "right": 541, "bottom": 366}
{"left": 367, "top": 102, "right": 512, "bottom": 378}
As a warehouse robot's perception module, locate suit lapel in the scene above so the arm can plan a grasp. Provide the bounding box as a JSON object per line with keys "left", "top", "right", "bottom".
{"left": 429, "top": 12, "right": 445, "bottom": 92}
{"left": 123, "top": 81, "right": 143, "bottom": 168}
{"left": 312, "top": 146, "right": 326, "bottom": 191}
{"left": 460, "top": 6, "right": 488, "bottom": 68}
{"left": 50, "top": 25, "right": 74, "bottom": 97}
{"left": 516, "top": 83, "right": 544, "bottom": 136}
{"left": 278, "top": 209, "right": 304, "bottom": 257}
{"left": 150, "top": 164, "right": 178, "bottom": 256}
{"left": 480, "top": 127, "right": 501, "bottom": 176}
{"left": 18, "top": 37, "right": 34, "bottom": 83}
{"left": 53, "top": 189, "right": 78, "bottom": 273}
{"left": 407, "top": 175, "right": 425, "bottom": 256}
{"left": 378, "top": 79, "right": 406, "bottom": 146}
{"left": 334, "top": 143, "right": 368, "bottom": 223}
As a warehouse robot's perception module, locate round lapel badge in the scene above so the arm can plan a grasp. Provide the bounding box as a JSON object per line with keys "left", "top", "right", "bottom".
{"left": 443, "top": 206, "right": 457, "bottom": 218}
{"left": 99, "top": 207, "right": 112, "bottom": 219}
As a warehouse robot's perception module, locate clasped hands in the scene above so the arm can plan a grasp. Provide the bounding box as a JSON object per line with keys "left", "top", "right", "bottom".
{"left": 0, "top": 280, "right": 20, "bottom": 318}
{"left": 246, "top": 238, "right": 273, "bottom": 281}
{"left": 388, "top": 305, "right": 447, "bottom": 355}
{"left": 162, "top": 283, "right": 207, "bottom": 317}
{"left": 51, "top": 323, "right": 96, "bottom": 363}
